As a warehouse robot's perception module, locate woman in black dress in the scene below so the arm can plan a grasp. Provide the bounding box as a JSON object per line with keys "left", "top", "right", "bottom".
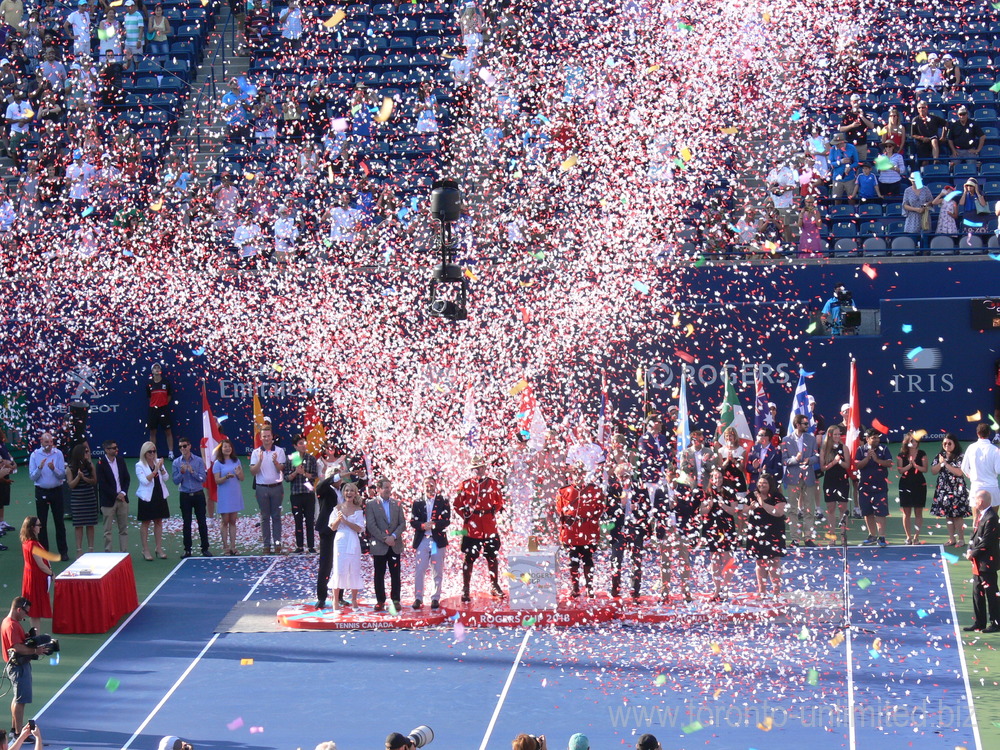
{"left": 746, "top": 473, "right": 787, "bottom": 597}
{"left": 66, "top": 442, "right": 98, "bottom": 558}
{"left": 821, "top": 425, "right": 850, "bottom": 534}
{"left": 135, "top": 440, "right": 171, "bottom": 561}
{"left": 699, "top": 469, "right": 738, "bottom": 601}
{"left": 897, "top": 431, "right": 928, "bottom": 545}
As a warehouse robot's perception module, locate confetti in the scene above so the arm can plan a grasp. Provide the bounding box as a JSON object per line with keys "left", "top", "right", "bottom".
{"left": 104, "top": 678, "right": 120, "bottom": 692}
{"left": 240, "top": 658, "right": 254, "bottom": 665}
{"left": 227, "top": 717, "right": 244, "bottom": 731}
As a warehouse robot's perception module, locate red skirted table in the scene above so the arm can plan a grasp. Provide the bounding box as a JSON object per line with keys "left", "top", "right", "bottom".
{"left": 53, "top": 553, "right": 139, "bottom": 634}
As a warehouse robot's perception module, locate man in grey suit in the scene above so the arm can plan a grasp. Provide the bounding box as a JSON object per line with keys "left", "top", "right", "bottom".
{"left": 781, "top": 414, "right": 819, "bottom": 546}
{"left": 365, "top": 478, "right": 406, "bottom": 611}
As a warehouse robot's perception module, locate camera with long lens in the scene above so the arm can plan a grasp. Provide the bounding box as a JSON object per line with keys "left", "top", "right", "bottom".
{"left": 19, "top": 633, "right": 59, "bottom": 662}
{"left": 407, "top": 726, "right": 434, "bottom": 748}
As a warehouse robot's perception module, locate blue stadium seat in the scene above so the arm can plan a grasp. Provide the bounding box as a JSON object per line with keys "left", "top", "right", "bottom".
{"left": 971, "top": 91, "right": 997, "bottom": 106}
{"left": 862, "top": 237, "right": 889, "bottom": 255}
{"left": 857, "top": 203, "right": 884, "bottom": 217}
{"left": 920, "top": 163, "right": 950, "bottom": 179}
{"left": 169, "top": 41, "right": 195, "bottom": 64}
{"left": 975, "top": 107, "right": 998, "bottom": 124}
{"left": 884, "top": 218, "right": 905, "bottom": 234}
{"left": 890, "top": 235, "right": 918, "bottom": 255}
{"left": 952, "top": 163, "right": 978, "bottom": 178}
{"left": 831, "top": 220, "right": 857, "bottom": 237}
{"left": 830, "top": 238, "right": 858, "bottom": 255}
{"left": 827, "top": 204, "right": 856, "bottom": 219}
{"left": 959, "top": 235, "right": 986, "bottom": 254}
{"left": 967, "top": 74, "right": 995, "bottom": 90}
{"left": 984, "top": 179, "right": 1000, "bottom": 194}
{"left": 981, "top": 146, "right": 1000, "bottom": 163}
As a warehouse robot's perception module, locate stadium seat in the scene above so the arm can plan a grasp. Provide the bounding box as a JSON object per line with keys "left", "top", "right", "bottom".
{"left": 959, "top": 235, "right": 985, "bottom": 254}
{"left": 975, "top": 108, "right": 999, "bottom": 124}
{"left": 831, "top": 238, "right": 857, "bottom": 255}
{"left": 929, "top": 235, "right": 956, "bottom": 254}
{"left": 890, "top": 235, "right": 918, "bottom": 255}
{"left": 980, "top": 146, "right": 1000, "bottom": 163}
{"left": 857, "top": 203, "right": 883, "bottom": 217}
{"left": 884, "top": 218, "right": 905, "bottom": 234}
{"left": 827, "top": 204, "right": 856, "bottom": 219}
{"left": 859, "top": 220, "right": 881, "bottom": 235}
{"left": 989, "top": 235, "right": 1000, "bottom": 248}
{"left": 920, "top": 163, "right": 950, "bottom": 179}
{"left": 952, "top": 163, "right": 978, "bottom": 178}
{"left": 968, "top": 75, "right": 996, "bottom": 90}
{"left": 862, "top": 237, "right": 889, "bottom": 255}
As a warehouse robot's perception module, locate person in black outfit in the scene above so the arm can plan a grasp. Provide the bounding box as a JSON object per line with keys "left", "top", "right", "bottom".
{"left": 659, "top": 469, "right": 701, "bottom": 602}
{"left": 698, "top": 469, "right": 739, "bottom": 601}
{"left": 965, "top": 490, "right": 1000, "bottom": 633}
{"left": 746, "top": 473, "right": 787, "bottom": 598}
{"left": 410, "top": 476, "right": 450, "bottom": 610}
{"left": 605, "top": 463, "right": 657, "bottom": 599}
{"left": 313, "top": 474, "right": 342, "bottom": 609}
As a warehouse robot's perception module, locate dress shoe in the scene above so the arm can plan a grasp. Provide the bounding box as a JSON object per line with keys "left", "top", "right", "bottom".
{"left": 60, "top": 554, "right": 70, "bottom": 562}
{"left": 413, "top": 599, "right": 423, "bottom": 610}
{"left": 984, "top": 624, "right": 1000, "bottom": 633}
{"left": 804, "top": 540, "right": 817, "bottom": 548}
{"left": 490, "top": 585, "right": 504, "bottom": 598}
{"left": 0, "top": 543, "right": 7, "bottom": 552}
{"left": 181, "top": 551, "right": 193, "bottom": 559}
{"left": 294, "top": 547, "right": 304, "bottom": 554}
{"left": 202, "top": 550, "right": 213, "bottom": 557}
{"left": 391, "top": 601, "right": 401, "bottom": 612}
{"left": 461, "top": 593, "right": 471, "bottom": 603}
{"left": 430, "top": 600, "right": 440, "bottom": 610}
{"left": 373, "top": 602, "right": 385, "bottom": 612}
{"left": 308, "top": 548, "right": 317, "bottom": 554}
{"left": 313, "top": 600, "right": 328, "bottom": 609}
{"left": 963, "top": 625, "right": 984, "bottom": 632}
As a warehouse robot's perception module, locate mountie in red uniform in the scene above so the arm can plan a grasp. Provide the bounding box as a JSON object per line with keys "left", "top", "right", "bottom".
{"left": 455, "top": 476, "right": 504, "bottom": 539}
{"left": 556, "top": 482, "right": 606, "bottom": 597}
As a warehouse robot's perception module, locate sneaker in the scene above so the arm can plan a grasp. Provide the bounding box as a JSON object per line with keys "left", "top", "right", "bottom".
{"left": 430, "top": 600, "right": 440, "bottom": 610}
{"left": 490, "top": 585, "right": 504, "bottom": 598}
{"left": 852, "top": 509, "right": 863, "bottom": 519}
{"left": 168, "top": 451, "right": 175, "bottom": 460}
{"left": 815, "top": 512, "right": 826, "bottom": 523}
{"left": 877, "top": 537, "right": 887, "bottom": 548}
{"left": 0, "top": 543, "right": 7, "bottom": 552}
{"left": 859, "top": 536, "right": 877, "bottom": 546}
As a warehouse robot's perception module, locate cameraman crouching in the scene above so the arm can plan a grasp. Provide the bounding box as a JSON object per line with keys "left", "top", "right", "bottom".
{"left": 1, "top": 598, "right": 51, "bottom": 736}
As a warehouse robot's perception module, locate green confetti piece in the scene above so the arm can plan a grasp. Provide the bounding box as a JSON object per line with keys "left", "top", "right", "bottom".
{"left": 677, "top": 22, "right": 693, "bottom": 32}
{"left": 388, "top": 601, "right": 398, "bottom": 615}
{"left": 521, "top": 616, "right": 536, "bottom": 627}
{"left": 653, "top": 674, "right": 666, "bottom": 686}
{"left": 105, "top": 678, "right": 120, "bottom": 692}
{"left": 448, "top": 529, "right": 468, "bottom": 537}
{"left": 693, "top": 255, "right": 707, "bottom": 268}
{"left": 807, "top": 668, "right": 819, "bottom": 686}
{"left": 681, "top": 721, "right": 703, "bottom": 734}
{"left": 797, "top": 625, "right": 810, "bottom": 640}
{"left": 600, "top": 522, "right": 615, "bottom": 533}
{"left": 856, "top": 577, "right": 872, "bottom": 589}
{"left": 806, "top": 321, "right": 819, "bottom": 334}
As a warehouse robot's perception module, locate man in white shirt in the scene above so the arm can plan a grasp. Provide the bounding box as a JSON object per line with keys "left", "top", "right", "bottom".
{"left": 962, "top": 423, "right": 1000, "bottom": 507}
{"left": 249, "top": 426, "right": 287, "bottom": 553}
{"left": 28, "top": 432, "right": 68, "bottom": 560}
{"left": 326, "top": 193, "right": 361, "bottom": 250}
{"left": 66, "top": 149, "right": 96, "bottom": 211}
{"left": 781, "top": 414, "right": 819, "bottom": 546}
{"left": 765, "top": 159, "right": 798, "bottom": 244}
{"left": 5, "top": 89, "right": 32, "bottom": 164}
{"left": 64, "top": 0, "right": 92, "bottom": 59}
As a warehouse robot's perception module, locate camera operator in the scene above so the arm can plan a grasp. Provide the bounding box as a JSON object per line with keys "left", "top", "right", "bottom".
{"left": 821, "top": 284, "right": 855, "bottom": 334}
{"left": 1, "top": 598, "right": 52, "bottom": 736}
{"left": 386, "top": 727, "right": 433, "bottom": 750}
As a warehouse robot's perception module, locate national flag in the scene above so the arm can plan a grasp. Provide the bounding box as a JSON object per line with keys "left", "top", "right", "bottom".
{"left": 718, "top": 367, "right": 753, "bottom": 451}
{"left": 676, "top": 366, "right": 691, "bottom": 466}
{"left": 252, "top": 387, "right": 266, "bottom": 449}
{"left": 303, "top": 401, "right": 327, "bottom": 456}
{"left": 753, "top": 365, "right": 774, "bottom": 432}
{"left": 461, "top": 385, "right": 479, "bottom": 448}
{"left": 201, "top": 382, "right": 225, "bottom": 503}
{"left": 845, "top": 360, "right": 861, "bottom": 472}
{"left": 785, "top": 367, "right": 815, "bottom": 437}
{"left": 513, "top": 378, "right": 547, "bottom": 452}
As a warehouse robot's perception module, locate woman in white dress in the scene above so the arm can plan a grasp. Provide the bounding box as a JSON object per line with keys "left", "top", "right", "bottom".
{"left": 330, "top": 482, "right": 365, "bottom": 610}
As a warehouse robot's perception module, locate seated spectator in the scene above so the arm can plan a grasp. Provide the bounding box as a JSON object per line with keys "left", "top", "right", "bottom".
{"left": 7, "top": 40, "right": 30, "bottom": 81}
{"left": 948, "top": 105, "right": 985, "bottom": 163}
{"left": 942, "top": 54, "right": 961, "bottom": 89}
{"left": 911, "top": 100, "right": 946, "bottom": 162}
{"left": 755, "top": 205, "right": 785, "bottom": 249}
{"left": 875, "top": 141, "right": 905, "bottom": 196}
{"left": 797, "top": 153, "right": 827, "bottom": 197}
{"left": 851, "top": 162, "right": 881, "bottom": 203}
{"left": 958, "top": 177, "right": 990, "bottom": 234}
{"left": 902, "top": 173, "right": 934, "bottom": 234}
{"left": 915, "top": 53, "right": 943, "bottom": 92}
{"left": 931, "top": 185, "right": 959, "bottom": 235}
{"left": 838, "top": 94, "right": 874, "bottom": 162}
{"left": 4, "top": 87, "right": 32, "bottom": 165}
{"left": 828, "top": 133, "right": 858, "bottom": 203}
{"left": 880, "top": 107, "right": 905, "bottom": 152}
{"left": 414, "top": 82, "right": 438, "bottom": 134}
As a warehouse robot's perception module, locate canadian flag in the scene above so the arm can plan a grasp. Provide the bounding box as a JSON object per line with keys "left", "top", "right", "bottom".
{"left": 201, "top": 382, "right": 225, "bottom": 503}
{"left": 845, "top": 360, "right": 861, "bottom": 473}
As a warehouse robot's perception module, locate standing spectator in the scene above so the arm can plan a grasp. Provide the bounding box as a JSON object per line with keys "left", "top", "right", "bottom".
{"left": 455, "top": 456, "right": 505, "bottom": 602}
{"left": 880, "top": 107, "right": 906, "bottom": 152}
{"left": 65, "top": 149, "right": 96, "bottom": 213}
{"left": 5, "top": 88, "right": 32, "bottom": 166}
{"left": 948, "top": 106, "right": 985, "bottom": 163}
{"left": 410, "top": 475, "right": 449, "bottom": 610}
{"left": 902, "top": 173, "right": 934, "bottom": 234}
{"left": 556, "top": 463, "right": 604, "bottom": 598}
{"left": 96, "top": 438, "right": 130, "bottom": 553}
{"left": 171, "top": 437, "right": 210, "bottom": 558}
{"left": 931, "top": 186, "right": 959, "bottom": 235}
{"left": 680, "top": 429, "right": 715, "bottom": 489}
{"left": 698, "top": 471, "right": 738, "bottom": 600}
{"left": 820, "top": 425, "right": 850, "bottom": 527}
{"left": 146, "top": 363, "right": 175, "bottom": 459}
{"left": 961, "top": 423, "right": 1000, "bottom": 507}
{"left": 64, "top": 0, "right": 92, "bottom": 61}
{"left": 312, "top": 473, "right": 340, "bottom": 608}
{"left": 28, "top": 432, "right": 67, "bottom": 562}
{"left": 0, "top": 428, "right": 16, "bottom": 541}
{"left": 749, "top": 427, "right": 782, "bottom": 487}
{"left": 745, "top": 474, "right": 787, "bottom": 597}
{"left": 915, "top": 54, "right": 943, "bottom": 92}
{"left": 135, "top": 441, "right": 170, "bottom": 561}
{"left": 781, "top": 414, "right": 818, "bottom": 546}
{"left": 959, "top": 177, "right": 990, "bottom": 234}
{"left": 717, "top": 426, "right": 748, "bottom": 505}
{"left": 122, "top": 0, "right": 144, "bottom": 56}
{"left": 764, "top": 158, "right": 797, "bottom": 244}
{"left": 964, "top": 490, "right": 1000, "bottom": 633}
{"left": 637, "top": 415, "right": 668, "bottom": 496}
{"left": 278, "top": 0, "right": 302, "bottom": 49}
{"left": 838, "top": 94, "right": 874, "bottom": 163}
{"left": 97, "top": 7, "right": 122, "bottom": 64}
{"left": 605, "top": 463, "right": 655, "bottom": 600}
{"left": 273, "top": 203, "right": 299, "bottom": 258}
{"left": 930, "top": 433, "right": 970, "bottom": 547}
{"left": 330, "top": 482, "right": 365, "bottom": 611}
{"left": 855, "top": 428, "right": 893, "bottom": 547}
{"left": 828, "top": 133, "right": 858, "bottom": 203}
{"left": 796, "top": 194, "right": 822, "bottom": 256}
{"left": 212, "top": 439, "right": 244, "bottom": 556}
{"left": 851, "top": 162, "right": 881, "bottom": 203}
{"left": 875, "top": 141, "right": 905, "bottom": 197}
{"left": 896, "top": 431, "right": 928, "bottom": 545}
{"left": 911, "top": 101, "right": 947, "bottom": 163}
{"left": 146, "top": 5, "right": 171, "bottom": 63}
{"left": 414, "top": 82, "right": 438, "bottom": 134}
{"left": 942, "top": 54, "right": 962, "bottom": 89}
{"left": 66, "top": 442, "right": 98, "bottom": 558}
{"left": 565, "top": 425, "right": 604, "bottom": 483}
{"left": 19, "top": 518, "right": 59, "bottom": 631}
{"left": 284, "top": 434, "right": 317, "bottom": 554}
{"left": 250, "top": 426, "right": 286, "bottom": 554}
{"left": 365, "top": 478, "right": 405, "bottom": 612}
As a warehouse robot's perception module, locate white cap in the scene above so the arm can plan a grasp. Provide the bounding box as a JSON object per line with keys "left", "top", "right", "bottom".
{"left": 841, "top": 403, "right": 851, "bottom": 413}
{"left": 158, "top": 738, "right": 183, "bottom": 750}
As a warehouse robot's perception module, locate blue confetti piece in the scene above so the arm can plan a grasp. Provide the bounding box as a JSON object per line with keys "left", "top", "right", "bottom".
{"left": 217, "top": 415, "right": 229, "bottom": 424}
{"left": 790, "top": 110, "right": 803, "bottom": 121}
{"left": 906, "top": 347, "right": 924, "bottom": 360}
{"left": 945, "top": 190, "right": 962, "bottom": 202}
{"left": 963, "top": 219, "right": 984, "bottom": 227}
{"left": 901, "top": 324, "right": 912, "bottom": 333}
{"left": 192, "top": 347, "right": 206, "bottom": 356}
{"left": 942, "top": 550, "right": 959, "bottom": 563}
{"left": 397, "top": 207, "right": 409, "bottom": 220}
{"left": 990, "top": 253, "right": 1000, "bottom": 260}
{"left": 868, "top": 648, "right": 880, "bottom": 659}
{"left": 911, "top": 171, "right": 923, "bottom": 190}
{"left": 430, "top": 541, "right": 438, "bottom": 555}
{"left": 632, "top": 280, "right": 650, "bottom": 294}
{"left": 81, "top": 206, "right": 94, "bottom": 217}
{"left": 917, "top": 609, "right": 928, "bottom": 618}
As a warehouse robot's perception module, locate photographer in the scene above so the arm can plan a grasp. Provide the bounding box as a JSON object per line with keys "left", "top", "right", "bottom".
{"left": 8, "top": 722, "right": 43, "bottom": 750}
{"left": 1, "top": 598, "right": 52, "bottom": 736}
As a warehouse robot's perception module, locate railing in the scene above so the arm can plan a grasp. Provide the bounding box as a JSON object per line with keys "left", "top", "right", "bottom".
{"left": 179, "top": 10, "right": 236, "bottom": 154}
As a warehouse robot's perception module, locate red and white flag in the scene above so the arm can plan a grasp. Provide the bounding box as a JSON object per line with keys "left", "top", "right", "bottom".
{"left": 201, "top": 382, "right": 225, "bottom": 503}
{"left": 845, "top": 360, "right": 861, "bottom": 473}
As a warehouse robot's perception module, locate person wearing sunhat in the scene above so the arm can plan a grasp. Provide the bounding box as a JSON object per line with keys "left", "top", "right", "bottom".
{"left": 454, "top": 455, "right": 505, "bottom": 602}
{"left": 959, "top": 176, "right": 991, "bottom": 234}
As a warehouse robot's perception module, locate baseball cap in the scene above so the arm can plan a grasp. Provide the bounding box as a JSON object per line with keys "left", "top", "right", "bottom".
{"left": 72, "top": 149, "right": 83, "bottom": 160}
{"left": 0, "top": 59, "right": 8, "bottom": 66}
{"left": 957, "top": 105, "right": 969, "bottom": 114}
{"left": 636, "top": 734, "right": 659, "bottom": 750}
{"left": 841, "top": 403, "right": 851, "bottom": 413}
{"left": 157, "top": 738, "right": 183, "bottom": 750}
{"left": 568, "top": 734, "right": 589, "bottom": 750}
{"left": 849, "top": 94, "right": 860, "bottom": 102}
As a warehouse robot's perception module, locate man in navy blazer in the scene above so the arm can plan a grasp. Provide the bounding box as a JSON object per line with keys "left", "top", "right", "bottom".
{"left": 96, "top": 439, "right": 131, "bottom": 552}
{"left": 749, "top": 427, "right": 783, "bottom": 487}
{"left": 966, "top": 490, "right": 1000, "bottom": 633}
{"left": 410, "top": 476, "right": 451, "bottom": 610}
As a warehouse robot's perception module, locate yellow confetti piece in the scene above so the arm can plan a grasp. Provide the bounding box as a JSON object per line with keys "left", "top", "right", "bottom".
{"left": 560, "top": 154, "right": 578, "bottom": 171}
{"left": 876, "top": 126, "right": 887, "bottom": 136}
{"left": 324, "top": 8, "right": 346, "bottom": 27}
{"left": 757, "top": 716, "right": 774, "bottom": 731}
{"left": 327, "top": 165, "right": 335, "bottom": 184}
{"left": 272, "top": 363, "right": 284, "bottom": 373}
{"left": 645, "top": 63, "right": 661, "bottom": 75}
{"left": 912, "top": 429, "right": 927, "bottom": 441}
{"left": 873, "top": 637, "right": 882, "bottom": 651}
{"left": 374, "top": 97, "right": 394, "bottom": 123}
{"left": 509, "top": 378, "right": 528, "bottom": 396}
{"left": 243, "top": 171, "right": 255, "bottom": 181}
{"left": 679, "top": 146, "right": 692, "bottom": 162}
{"left": 109, "top": 0, "right": 123, "bottom": 6}
{"left": 720, "top": 126, "right": 738, "bottom": 135}
{"left": 520, "top": 573, "right": 531, "bottom": 583}
{"left": 503, "top": 571, "right": 518, "bottom": 580}
{"left": 967, "top": 410, "right": 982, "bottom": 422}
{"left": 763, "top": 240, "right": 780, "bottom": 253}
{"left": 464, "top": 268, "right": 479, "bottom": 282}
{"left": 825, "top": 532, "right": 837, "bottom": 540}
{"left": 723, "top": 662, "right": 731, "bottom": 672}
{"left": 762, "top": 10, "right": 771, "bottom": 22}
{"left": 240, "top": 658, "right": 254, "bottom": 665}
{"left": 710, "top": 642, "right": 721, "bottom": 654}
{"left": 149, "top": 199, "right": 163, "bottom": 212}
{"left": 684, "top": 323, "right": 694, "bottom": 336}
{"left": 916, "top": 51, "right": 928, "bottom": 63}
{"left": 829, "top": 632, "right": 844, "bottom": 647}
{"left": 713, "top": 688, "right": 723, "bottom": 698}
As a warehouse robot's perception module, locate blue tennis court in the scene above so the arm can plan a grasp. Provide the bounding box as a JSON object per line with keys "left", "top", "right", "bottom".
{"left": 34, "top": 546, "right": 980, "bottom": 750}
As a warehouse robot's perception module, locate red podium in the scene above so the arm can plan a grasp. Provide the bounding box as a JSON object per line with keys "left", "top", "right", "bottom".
{"left": 53, "top": 553, "right": 139, "bottom": 634}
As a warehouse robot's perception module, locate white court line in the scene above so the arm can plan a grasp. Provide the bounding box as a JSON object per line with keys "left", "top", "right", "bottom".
{"left": 34, "top": 558, "right": 189, "bottom": 720}
{"left": 941, "top": 551, "right": 984, "bottom": 750}
{"left": 845, "top": 620, "right": 856, "bottom": 750}
{"left": 478, "top": 628, "right": 533, "bottom": 750}
{"left": 119, "top": 557, "right": 279, "bottom": 750}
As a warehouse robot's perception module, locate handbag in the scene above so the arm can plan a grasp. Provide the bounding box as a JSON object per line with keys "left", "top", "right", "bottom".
{"left": 920, "top": 208, "right": 932, "bottom": 232}
{"left": 359, "top": 530, "right": 370, "bottom": 555}
{"left": 976, "top": 198, "right": 991, "bottom": 214}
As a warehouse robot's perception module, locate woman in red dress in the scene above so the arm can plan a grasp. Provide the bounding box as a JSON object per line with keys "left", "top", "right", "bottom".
{"left": 20, "top": 516, "right": 61, "bottom": 631}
